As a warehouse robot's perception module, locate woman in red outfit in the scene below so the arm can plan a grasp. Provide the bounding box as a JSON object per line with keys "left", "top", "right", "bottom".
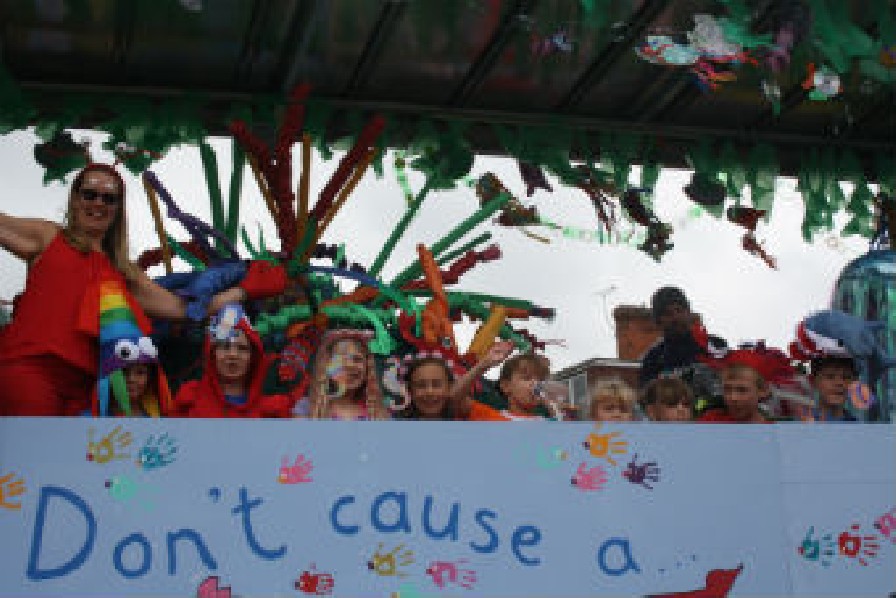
{"left": 0, "top": 164, "right": 244, "bottom": 416}
{"left": 171, "top": 313, "right": 291, "bottom": 418}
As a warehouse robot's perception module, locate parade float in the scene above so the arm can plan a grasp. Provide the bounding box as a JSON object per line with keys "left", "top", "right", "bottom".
{"left": 0, "top": 1, "right": 894, "bottom": 595}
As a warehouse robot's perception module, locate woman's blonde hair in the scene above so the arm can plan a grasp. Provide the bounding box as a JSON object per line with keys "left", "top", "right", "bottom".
{"left": 63, "top": 164, "right": 140, "bottom": 280}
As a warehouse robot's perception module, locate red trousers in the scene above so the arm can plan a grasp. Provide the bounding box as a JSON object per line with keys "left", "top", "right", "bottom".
{"left": 0, "top": 355, "right": 94, "bottom": 416}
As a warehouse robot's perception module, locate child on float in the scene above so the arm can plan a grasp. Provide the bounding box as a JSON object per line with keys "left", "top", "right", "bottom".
{"left": 588, "top": 378, "right": 637, "bottom": 422}
{"left": 697, "top": 343, "right": 795, "bottom": 424}
{"left": 640, "top": 377, "right": 694, "bottom": 422}
{"left": 394, "top": 341, "right": 515, "bottom": 421}
{"left": 113, "top": 361, "right": 172, "bottom": 417}
{"left": 788, "top": 313, "right": 864, "bottom": 422}
{"left": 790, "top": 356, "right": 859, "bottom": 422}
{"left": 303, "top": 329, "right": 390, "bottom": 420}
{"left": 491, "top": 351, "right": 566, "bottom": 421}
{"left": 171, "top": 304, "right": 292, "bottom": 418}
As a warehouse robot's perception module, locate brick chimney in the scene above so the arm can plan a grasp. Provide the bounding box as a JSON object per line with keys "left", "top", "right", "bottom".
{"left": 613, "top": 305, "right": 661, "bottom": 360}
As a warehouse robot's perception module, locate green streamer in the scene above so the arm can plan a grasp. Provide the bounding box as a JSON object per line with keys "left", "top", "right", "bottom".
{"left": 369, "top": 177, "right": 435, "bottom": 279}
{"left": 225, "top": 140, "right": 246, "bottom": 243}
{"left": 166, "top": 235, "right": 206, "bottom": 271}
{"left": 109, "top": 369, "right": 131, "bottom": 417}
{"left": 240, "top": 226, "right": 260, "bottom": 260}
{"left": 390, "top": 191, "right": 511, "bottom": 288}
{"left": 436, "top": 232, "right": 492, "bottom": 265}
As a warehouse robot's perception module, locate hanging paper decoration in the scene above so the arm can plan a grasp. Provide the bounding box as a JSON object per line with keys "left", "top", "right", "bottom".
{"left": 475, "top": 172, "right": 546, "bottom": 241}
{"left": 761, "top": 0, "right": 813, "bottom": 72}
{"left": 684, "top": 172, "right": 727, "bottom": 208}
{"left": 33, "top": 131, "right": 90, "bottom": 184}
{"left": 574, "top": 164, "right": 619, "bottom": 234}
{"left": 635, "top": 13, "right": 758, "bottom": 90}
{"left": 517, "top": 160, "right": 554, "bottom": 197}
{"left": 760, "top": 80, "right": 782, "bottom": 115}
{"left": 727, "top": 206, "right": 777, "bottom": 269}
{"left": 802, "top": 63, "right": 842, "bottom": 100}
{"left": 531, "top": 30, "right": 575, "bottom": 57}
{"left": 621, "top": 189, "right": 674, "bottom": 261}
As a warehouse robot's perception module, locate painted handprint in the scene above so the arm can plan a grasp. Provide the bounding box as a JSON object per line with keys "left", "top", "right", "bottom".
{"left": 105, "top": 475, "right": 155, "bottom": 511}
{"left": 571, "top": 462, "right": 608, "bottom": 491}
{"left": 196, "top": 575, "right": 232, "bottom": 598}
{"left": 622, "top": 454, "right": 660, "bottom": 490}
{"left": 797, "top": 526, "right": 835, "bottom": 567}
{"left": 279, "top": 454, "right": 314, "bottom": 484}
{"left": 838, "top": 524, "right": 881, "bottom": 566}
{"left": 136, "top": 433, "right": 178, "bottom": 470}
{"left": 0, "top": 472, "right": 26, "bottom": 510}
{"left": 295, "top": 564, "right": 335, "bottom": 595}
{"left": 534, "top": 446, "right": 569, "bottom": 470}
{"left": 425, "top": 559, "right": 477, "bottom": 590}
{"left": 87, "top": 425, "right": 132, "bottom": 464}
{"left": 367, "top": 543, "right": 415, "bottom": 578}
{"left": 582, "top": 423, "right": 628, "bottom": 465}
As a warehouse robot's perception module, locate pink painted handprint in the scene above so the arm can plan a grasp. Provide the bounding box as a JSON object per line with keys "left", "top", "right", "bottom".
{"left": 570, "top": 462, "right": 608, "bottom": 491}
{"left": 278, "top": 454, "right": 313, "bottom": 484}
{"left": 426, "top": 559, "right": 477, "bottom": 590}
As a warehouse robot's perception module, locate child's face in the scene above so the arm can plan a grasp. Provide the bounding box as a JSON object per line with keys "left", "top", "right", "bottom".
{"left": 591, "top": 398, "right": 633, "bottom": 422}
{"left": 214, "top": 330, "right": 252, "bottom": 384}
{"left": 499, "top": 361, "right": 544, "bottom": 412}
{"left": 812, "top": 365, "right": 856, "bottom": 409}
{"left": 124, "top": 364, "right": 151, "bottom": 400}
{"left": 408, "top": 362, "right": 452, "bottom": 419}
{"left": 721, "top": 369, "right": 765, "bottom": 421}
{"left": 647, "top": 394, "right": 693, "bottom": 422}
{"left": 330, "top": 340, "right": 368, "bottom": 392}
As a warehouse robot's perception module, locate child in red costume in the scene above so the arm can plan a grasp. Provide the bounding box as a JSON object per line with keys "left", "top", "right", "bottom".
{"left": 697, "top": 343, "right": 796, "bottom": 424}
{"left": 171, "top": 305, "right": 291, "bottom": 418}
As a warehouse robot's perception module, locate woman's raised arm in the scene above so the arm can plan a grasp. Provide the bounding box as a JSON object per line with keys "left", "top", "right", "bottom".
{"left": 128, "top": 269, "right": 246, "bottom": 322}
{"left": 0, "top": 212, "right": 58, "bottom": 262}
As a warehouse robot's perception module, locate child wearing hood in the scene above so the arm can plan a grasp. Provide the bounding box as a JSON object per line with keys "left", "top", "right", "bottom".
{"left": 171, "top": 304, "right": 291, "bottom": 418}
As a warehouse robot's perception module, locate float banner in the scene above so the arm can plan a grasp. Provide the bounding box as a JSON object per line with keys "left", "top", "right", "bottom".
{"left": 0, "top": 419, "right": 893, "bottom": 597}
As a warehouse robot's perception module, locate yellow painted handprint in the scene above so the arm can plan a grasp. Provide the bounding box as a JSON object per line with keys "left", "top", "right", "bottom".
{"left": 367, "top": 543, "right": 415, "bottom": 578}
{"left": 87, "top": 425, "right": 133, "bottom": 464}
{"left": 582, "top": 423, "right": 628, "bottom": 466}
{"left": 0, "top": 472, "right": 25, "bottom": 510}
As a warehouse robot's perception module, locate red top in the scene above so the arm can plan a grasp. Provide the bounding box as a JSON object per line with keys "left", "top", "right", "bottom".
{"left": 171, "top": 319, "right": 292, "bottom": 418}
{"left": 0, "top": 232, "right": 140, "bottom": 374}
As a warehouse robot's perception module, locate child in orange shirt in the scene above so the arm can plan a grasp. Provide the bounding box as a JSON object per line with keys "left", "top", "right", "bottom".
{"left": 396, "top": 342, "right": 514, "bottom": 421}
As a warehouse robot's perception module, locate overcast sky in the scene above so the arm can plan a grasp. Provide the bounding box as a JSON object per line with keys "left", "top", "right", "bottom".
{"left": 0, "top": 128, "right": 869, "bottom": 370}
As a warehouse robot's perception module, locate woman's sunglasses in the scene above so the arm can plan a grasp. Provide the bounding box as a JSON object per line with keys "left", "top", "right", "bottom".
{"left": 78, "top": 188, "right": 121, "bottom": 205}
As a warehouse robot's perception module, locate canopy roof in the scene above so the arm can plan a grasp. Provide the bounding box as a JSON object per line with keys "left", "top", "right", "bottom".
{"left": 2, "top": 0, "right": 894, "bottom": 177}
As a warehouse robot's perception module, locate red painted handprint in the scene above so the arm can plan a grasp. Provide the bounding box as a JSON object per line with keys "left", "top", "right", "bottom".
{"left": 278, "top": 454, "right": 313, "bottom": 484}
